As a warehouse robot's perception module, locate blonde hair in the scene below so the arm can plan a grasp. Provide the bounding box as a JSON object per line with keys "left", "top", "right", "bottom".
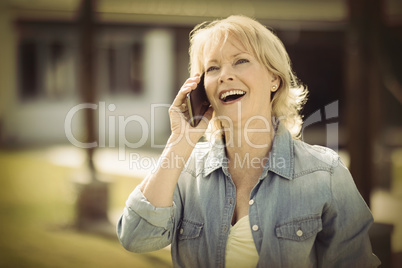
{"left": 189, "top": 15, "right": 308, "bottom": 139}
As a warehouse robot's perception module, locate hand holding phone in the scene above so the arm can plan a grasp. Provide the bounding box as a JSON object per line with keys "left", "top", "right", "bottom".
{"left": 186, "top": 73, "right": 210, "bottom": 127}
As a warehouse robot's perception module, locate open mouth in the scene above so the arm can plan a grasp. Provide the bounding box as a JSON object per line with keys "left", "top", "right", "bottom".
{"left": 220, "top": 90, "right": 246, "bottom": 103}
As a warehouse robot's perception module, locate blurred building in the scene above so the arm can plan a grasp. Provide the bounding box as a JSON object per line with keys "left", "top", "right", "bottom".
{"left": 0, "top": 0, "right": 401, "bottom": 149}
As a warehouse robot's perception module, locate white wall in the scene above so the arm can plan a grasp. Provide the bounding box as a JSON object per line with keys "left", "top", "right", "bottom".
{"left": 1, "top": 19, "right": 175, "bottom": 148}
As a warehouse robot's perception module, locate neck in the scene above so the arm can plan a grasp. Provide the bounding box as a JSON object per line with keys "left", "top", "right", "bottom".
{"left": 223, "top": 119, "right": 275, "bottom": 167}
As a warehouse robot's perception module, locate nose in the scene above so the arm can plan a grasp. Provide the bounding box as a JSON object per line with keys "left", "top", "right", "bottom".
{"left": 219, "top": 65, "right": 235, "bottom": 84}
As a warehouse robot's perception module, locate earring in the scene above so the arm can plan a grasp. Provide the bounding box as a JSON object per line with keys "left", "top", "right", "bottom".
{"left": 272, "top": 85, "right": 278, "bottom": 90}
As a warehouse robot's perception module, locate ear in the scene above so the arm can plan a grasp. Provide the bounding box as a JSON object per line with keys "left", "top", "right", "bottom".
{"left": 271, "top": 76, "right": 281, "bottom": 92}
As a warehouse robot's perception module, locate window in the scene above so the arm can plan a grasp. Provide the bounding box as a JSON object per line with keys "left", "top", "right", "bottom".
{"left": 98, "top": 26, "right": 145, "bottom": 96}
{"left": 17, "top": 23, "right": 78, "bottom": 100}
{"left": 106, "top": 41, "right": 143, "bottom": 95}
{"left": 17, "top": 22, "right": 147, "bottom": 100}
{"left": 19, "top": 40, "right": 38, "bottom": 99}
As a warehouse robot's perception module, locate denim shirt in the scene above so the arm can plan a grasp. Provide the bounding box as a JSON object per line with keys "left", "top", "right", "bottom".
{"left": 117, "top": 123, "right": 381, "bottom": 268}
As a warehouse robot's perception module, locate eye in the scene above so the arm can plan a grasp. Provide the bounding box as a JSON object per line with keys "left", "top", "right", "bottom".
{"left": 235, "top": 58, "right": 249, "bottom": 65}
{"left": 206, "top": 66, "right": 219, "bottom": 72}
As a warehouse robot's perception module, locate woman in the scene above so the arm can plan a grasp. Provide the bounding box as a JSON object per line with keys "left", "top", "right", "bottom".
{"left": 117, "top": 15, "right": 380, "bottom": 268}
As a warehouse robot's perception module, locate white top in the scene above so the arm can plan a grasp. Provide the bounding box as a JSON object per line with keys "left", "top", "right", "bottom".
{"left": 225, "top": 215, "right": 259, "bottom": 268}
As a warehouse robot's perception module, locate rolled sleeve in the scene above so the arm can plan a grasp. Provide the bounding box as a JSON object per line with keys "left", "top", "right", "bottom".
{"left": 117, "top": 186, "right": 176, "bottom": 253}
{"left": 126, "top": 186, "right": 176, "bottom": 228}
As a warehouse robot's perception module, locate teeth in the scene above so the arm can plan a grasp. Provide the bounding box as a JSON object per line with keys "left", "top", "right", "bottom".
{"left": 220, "top": 90, "right": 246, "bottom": 100}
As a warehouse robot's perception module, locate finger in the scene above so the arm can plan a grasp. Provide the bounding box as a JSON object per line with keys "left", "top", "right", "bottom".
{"left": 171, "top": 88, "right": 190, "bottom": 108}
{"left": 182, "top": 74, "right": 202, "bottom": 90}
{"left": 171, "top": 74, "right": 201, "bottom": 108}
{"left": 172, "top": 81, "right": 198, "bottom": 107}
{"left": 182, "top": 82, "right": 198, "bottom": 91}
{"left": 170, "top": 102, "right": 190, "bottom": 116}
{"left": 179, "top": 103, "right": 188, "bottom": 113}
{"left": 185, "top": 75, "right": 201, "bottom": 84}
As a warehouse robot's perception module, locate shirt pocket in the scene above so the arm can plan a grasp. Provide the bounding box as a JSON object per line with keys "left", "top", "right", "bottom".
{"left": 275, "top": 215, "right": 322, "bottom": 266}
{"left": 178, "top": 218, "right": 203, "bottom": 240}
{"left": 275, "top": 214, "right": 322, "bottom": 241}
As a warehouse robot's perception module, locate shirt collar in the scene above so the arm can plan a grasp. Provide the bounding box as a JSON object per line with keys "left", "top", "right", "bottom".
{"left": 262, "top": 122, "right": 294, "bottom": 180}
{"left": 203, "top": 122, "right": 294, "bottom": 180}
{"left": 202, "top": 137, "right": 227, "bottom": 177}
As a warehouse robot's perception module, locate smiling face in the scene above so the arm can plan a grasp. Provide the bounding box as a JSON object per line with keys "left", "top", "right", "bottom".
{"left": 203, "top": 37, "right": 278, "bottom": 128}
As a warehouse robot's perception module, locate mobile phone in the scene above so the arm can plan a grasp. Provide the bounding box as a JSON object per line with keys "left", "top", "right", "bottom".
{"left": 186, "top": 73, "right": 210, "bottom": 127}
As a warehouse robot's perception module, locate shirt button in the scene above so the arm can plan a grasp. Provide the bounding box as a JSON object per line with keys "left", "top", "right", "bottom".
{"left": 252, "top": 225, "right": 259, "bottom": 231}
{"left": 296, "top": 229, "right": 303, "bottom": 237}
{"left": 223, "top": 225, "right": 228, "bottom": 232}
{"left": 249, "top": 199, "right": 254, "bottom": 205}
{"left": 180, "top": 228, "right": 184, "bottom": 234}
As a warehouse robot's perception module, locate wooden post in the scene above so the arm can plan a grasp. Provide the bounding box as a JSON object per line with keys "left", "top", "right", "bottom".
{"left": 345, "top": 0, "right": 383, "bottom": 206}
{"left": 78, "top": 0, "right": 97, "bottom": 175}
{"left": 76, "top": 0, "right": 110, "bottom": 232}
